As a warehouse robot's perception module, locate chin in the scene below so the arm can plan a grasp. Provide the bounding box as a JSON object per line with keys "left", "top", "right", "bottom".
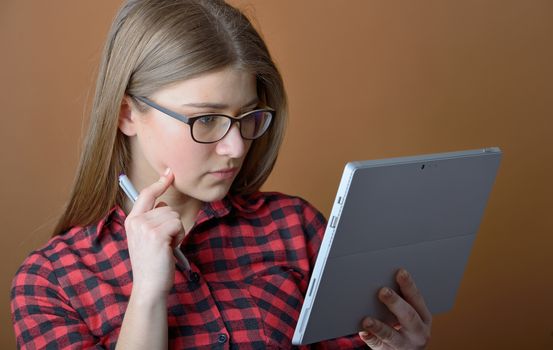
{"left": 196, "top": 185, "right": 232, "bottom": 203}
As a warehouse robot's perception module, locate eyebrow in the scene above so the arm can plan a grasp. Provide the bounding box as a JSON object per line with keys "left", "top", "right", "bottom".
{"left": 182, "top": 97, "right": 260, "bottom": 110}
{"left": 182, "top": 97, "right": 259, "bottom": 109}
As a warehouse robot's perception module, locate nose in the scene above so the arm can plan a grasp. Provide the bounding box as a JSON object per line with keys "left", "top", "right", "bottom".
{"left": 215, "top": 123, "right": 248, "bottom": 158}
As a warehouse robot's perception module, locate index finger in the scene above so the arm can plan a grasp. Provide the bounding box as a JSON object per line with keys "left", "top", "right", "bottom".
{"left": 396, "top": 269, "right": 432, "bottom": 325}
{"left": 129, "top": 168, "right": 174, "bottom": 215}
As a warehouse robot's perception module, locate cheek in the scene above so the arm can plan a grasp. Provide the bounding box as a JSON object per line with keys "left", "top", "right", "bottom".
{"left": 139, "top": 122, "right": 204, "bottom": 174}
{"left": 168, "top": 145, "right": 209, "bottom": 174}
{"left": 161, "top": 135, "right": 214, "bottom": 180}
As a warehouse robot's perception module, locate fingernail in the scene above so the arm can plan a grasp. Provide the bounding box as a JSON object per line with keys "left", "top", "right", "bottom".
{"left": 164, "top": 168, "right": 171, "bottom": 176}
{"left": 399, "top": 269, "right": 410, "bottom": 281}
{"left": 381, "top": 287, "right": 393, "bottom": 298}
{"left": 359, "top": 331, "right": 373, "bottom": 341}
{"left": 363, "top": 318, "right": 374, "bottom": 328}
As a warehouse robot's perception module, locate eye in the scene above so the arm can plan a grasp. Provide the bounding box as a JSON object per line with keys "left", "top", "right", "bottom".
{"left": 197, "top": 115, "right": 218, "bottom": 125}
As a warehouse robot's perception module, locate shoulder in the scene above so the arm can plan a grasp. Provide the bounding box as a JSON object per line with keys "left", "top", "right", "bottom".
{"left": 229, "top": 191, "right": 327, "bottom": 228}
{"left": 11, "top": 237, "right": 69, "bottom": 313}
{"left": 11, "top": 234, "right": 83, "bottom": 295}
{"left": 230, "top": 190, "right": 321, "bottom": 213}
{"left": 13, "top": 206, "right": 126, "bottom": 284}
{"left": 14, "top": 226, "right": 89, "bottom": 282}
{"left": 228, "top": 192, "right": 329, "bottom": 266}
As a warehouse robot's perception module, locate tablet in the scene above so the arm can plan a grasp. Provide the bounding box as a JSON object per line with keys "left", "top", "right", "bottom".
{"left": 292, "top": 147, "right": 502, "bottom": 345}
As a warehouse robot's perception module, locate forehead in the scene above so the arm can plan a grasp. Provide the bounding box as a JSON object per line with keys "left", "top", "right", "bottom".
{"left": 152, "top": 68, "right": 257, "bottom": 106}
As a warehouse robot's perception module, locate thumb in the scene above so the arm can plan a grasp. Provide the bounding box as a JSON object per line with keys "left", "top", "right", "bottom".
{"left": 130, "top": 168, "right": 174, "bottom": 215}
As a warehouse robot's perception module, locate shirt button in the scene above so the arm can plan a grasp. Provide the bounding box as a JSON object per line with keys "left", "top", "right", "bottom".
{"left": 217, "top": 333, "right": 228, "bottom": 343}
{"left": 190, "top": 271, "right": 200, "bottom": 283}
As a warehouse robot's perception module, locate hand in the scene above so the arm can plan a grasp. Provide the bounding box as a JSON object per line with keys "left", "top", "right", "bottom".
{"left": 124, "top": 169, "right": 186, "bottom": 298}
{"left": 358, "top": 269, "right": 432, "bottom": 349}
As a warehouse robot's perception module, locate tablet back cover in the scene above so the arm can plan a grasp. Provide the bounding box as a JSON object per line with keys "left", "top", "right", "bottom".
{"left": 293, "top": 148, "right": 501, "bottom": 345}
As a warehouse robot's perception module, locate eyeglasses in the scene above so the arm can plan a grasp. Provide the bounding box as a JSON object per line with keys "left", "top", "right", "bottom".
{"left": 132, "top": 95, "right": 274, "bottom": 144}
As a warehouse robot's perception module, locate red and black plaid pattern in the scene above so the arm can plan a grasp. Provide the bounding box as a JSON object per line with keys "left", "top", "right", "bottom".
{"left": 11, "top": 192, "right": 366, "bottom": 349}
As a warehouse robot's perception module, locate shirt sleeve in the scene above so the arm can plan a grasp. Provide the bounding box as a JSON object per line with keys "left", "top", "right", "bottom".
{"left": 299, "top": 199, "right": 368, "bottom": 349}
{"left": 299, "top": 198, "right": 328, "bottom": 269}
{"left": 11, "top": 251, "right": 106, "bottom": 350}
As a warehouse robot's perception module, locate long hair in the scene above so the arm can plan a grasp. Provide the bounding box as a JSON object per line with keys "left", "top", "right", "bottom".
{"left": 53, "top": 0, "right": 287, "bottom": 236}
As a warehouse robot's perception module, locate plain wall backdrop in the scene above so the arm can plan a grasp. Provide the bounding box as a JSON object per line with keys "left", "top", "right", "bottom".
{"left": 1, "top": 1, "right": 552, "bottom": 348}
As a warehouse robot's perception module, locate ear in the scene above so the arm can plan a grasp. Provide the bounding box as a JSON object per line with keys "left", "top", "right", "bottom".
{"left": 118, "top": 95, "right": 138, "bottom": 136}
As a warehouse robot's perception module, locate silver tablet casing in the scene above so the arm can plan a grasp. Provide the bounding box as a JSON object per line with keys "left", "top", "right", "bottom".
{"left": 292, "top": 147, "right": 502, "bottom": 345}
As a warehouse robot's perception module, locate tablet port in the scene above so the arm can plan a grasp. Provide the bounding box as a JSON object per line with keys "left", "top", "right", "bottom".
{"left": 330, "top": 216, "right": 338, "bottom": 228}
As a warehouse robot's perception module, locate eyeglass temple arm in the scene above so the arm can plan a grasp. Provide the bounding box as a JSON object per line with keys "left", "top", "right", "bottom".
{"left": 134, "top": 96, "right": 191, "bottom": 124}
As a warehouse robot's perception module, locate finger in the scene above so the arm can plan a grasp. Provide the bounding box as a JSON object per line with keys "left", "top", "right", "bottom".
{"left": 358, "top": 331, "right": 384, "bottom": 349}
{"left": 396, "top": 269, "right": 432, "bottom": 325}
{"left": 130, "top": 206, "right": 179, "bottom": 228}
{"left": 130, "top": 168, "right": 174, "bottom": 215}
{"left": 360, "top": 317, "right": 404, "bottom": 348}
{"left": 145, "top": 217, "right": 183, "bottom": 245}
{"left": 378, "top": 287, "right": 426, "bottom": 335}
{"left": 150, "top": 203, "right": 185, "bottom": 246}
{"left": 128, "top": 204, "right": 185, "bottom": 249}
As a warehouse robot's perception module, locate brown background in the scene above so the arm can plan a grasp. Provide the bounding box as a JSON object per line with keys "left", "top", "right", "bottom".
{"left": 1, "top": 0, "right": 552, "bottom": 348}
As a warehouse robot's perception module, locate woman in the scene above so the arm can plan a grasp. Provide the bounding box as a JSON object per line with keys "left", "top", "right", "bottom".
{"left": 11, "top": 0, "right": 432, "bottom": 348}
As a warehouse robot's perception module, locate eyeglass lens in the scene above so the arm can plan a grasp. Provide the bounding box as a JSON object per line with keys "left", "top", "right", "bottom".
{"left": 193, "top": 110, "right": 272, "bottom": 143}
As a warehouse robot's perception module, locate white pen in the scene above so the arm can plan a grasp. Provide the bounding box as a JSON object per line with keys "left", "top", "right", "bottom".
{"left": 118, "top": 173, "right": 195, "bottom": 281}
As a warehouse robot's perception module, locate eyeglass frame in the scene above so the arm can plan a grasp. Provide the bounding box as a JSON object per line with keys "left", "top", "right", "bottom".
{"left": 130, "top": 95, "right": 275, "bottom": 144}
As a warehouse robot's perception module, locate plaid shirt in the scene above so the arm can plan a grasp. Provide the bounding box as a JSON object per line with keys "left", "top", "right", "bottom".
{"left": 11, "top": 192, "right": 366, "bottom": 349}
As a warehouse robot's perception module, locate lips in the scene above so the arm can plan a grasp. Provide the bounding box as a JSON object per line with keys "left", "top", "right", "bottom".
{"left": 208, "top": 167, "right": 238, "bottom": 180}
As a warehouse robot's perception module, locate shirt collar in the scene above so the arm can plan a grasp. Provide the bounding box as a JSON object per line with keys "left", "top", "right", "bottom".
{"left": 98, "top": 191, "right": 267, "bottom": 236}
{"left": 195, "top": 191, "right": 267, "bottom": 225}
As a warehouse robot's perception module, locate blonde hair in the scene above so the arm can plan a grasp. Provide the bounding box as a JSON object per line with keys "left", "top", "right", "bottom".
{"left": 53, "top": 0, "right": 287, "bottom": 236}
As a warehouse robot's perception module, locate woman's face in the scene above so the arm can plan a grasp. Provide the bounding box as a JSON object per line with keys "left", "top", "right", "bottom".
{"left": 121, "top": 67, "right": 258, "bottom": 203}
